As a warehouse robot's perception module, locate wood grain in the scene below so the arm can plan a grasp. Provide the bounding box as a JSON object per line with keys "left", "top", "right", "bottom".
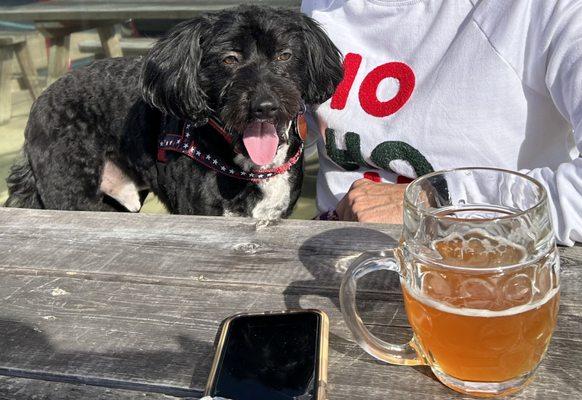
{"left": 0, "top": 209, "right": 580, "bottom": 305}
{"left": 0, "top": 208, "right": 580, "bottom": 399}
{"left": 78, "top": 38, "right": 155, "bottom": 57}
{"left": 0, "top": 273, "right": 579, "bottom": 400}
{"left": 46, "top": 35, "right": 70, "bottom": 86}
{"left": 0, "top": 376, "right": 184, "bottom": 400}
{"left": 13, "top": 42, "right": 41, "bottom": 100}
{"left": 0, "top": 47, "right": 13, "bottom": 125}
{"left": 97, "top": 25, "right": 123, "bottom": 58}
{"left": 0, "top": 36, "right": 25, "bottom": 46}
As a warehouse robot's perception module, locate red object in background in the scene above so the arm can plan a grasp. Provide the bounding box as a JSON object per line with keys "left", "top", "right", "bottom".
{"left": 363, "top": 171, "right": 381, "bottom": 182}
{"left": 364, "top": 171, "right": 414, "bottom": 184}
{"left": 396, "top": 175, "right": 414, "bottom": 184}
{"left": 40, "top": 0, "right": 72, "bottom": 72}
{"left": 129, "top": 20, "right": 140, "bottom": 37}
{"left": 44, "top": 38, "right": 71, "bottom": 71}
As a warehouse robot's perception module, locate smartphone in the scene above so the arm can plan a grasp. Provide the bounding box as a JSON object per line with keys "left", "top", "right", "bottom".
{"left": 205, "top": 309, "right": 329, "bottom": 400}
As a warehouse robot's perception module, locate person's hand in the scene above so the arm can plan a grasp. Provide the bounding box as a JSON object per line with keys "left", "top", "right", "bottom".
{"left": 335, "top": 179, "right": 408, "bottom": 224}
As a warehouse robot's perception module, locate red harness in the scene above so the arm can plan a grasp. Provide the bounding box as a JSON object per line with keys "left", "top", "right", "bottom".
{"left": 157, "top": 113, "right": 307, "bottom": 183}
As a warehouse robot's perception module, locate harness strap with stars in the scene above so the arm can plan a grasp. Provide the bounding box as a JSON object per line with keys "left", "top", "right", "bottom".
{"left": 157, "top": 107, "right": 307, "bottom": 183}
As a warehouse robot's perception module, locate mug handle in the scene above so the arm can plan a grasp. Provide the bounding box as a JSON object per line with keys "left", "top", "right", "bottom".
{"left": 339, "top": 250, "right": 426, "bottom": 366}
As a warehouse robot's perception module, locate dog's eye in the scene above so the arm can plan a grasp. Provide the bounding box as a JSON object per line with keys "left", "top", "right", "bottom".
{"left": 275, "top": 52, "right": 292, "bottom": 62}
{"left": 223, "top": 55, "right": 239, "bottom": 65}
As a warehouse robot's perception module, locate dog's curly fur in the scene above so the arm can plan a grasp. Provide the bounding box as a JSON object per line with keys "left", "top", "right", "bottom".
{"left": 5, "top": 6, "right": 342, "bottom": 218}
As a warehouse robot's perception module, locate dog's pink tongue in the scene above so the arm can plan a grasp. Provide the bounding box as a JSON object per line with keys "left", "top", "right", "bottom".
{"left": 242, "top": 122, "right": 278, "bottom": 166}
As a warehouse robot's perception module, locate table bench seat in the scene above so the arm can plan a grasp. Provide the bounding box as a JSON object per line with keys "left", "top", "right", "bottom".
{"left": 78, "top": 37, "right": 156, "bottom": 57}
{"left": 0, "top": 33, "right": 40, "bottom": 124}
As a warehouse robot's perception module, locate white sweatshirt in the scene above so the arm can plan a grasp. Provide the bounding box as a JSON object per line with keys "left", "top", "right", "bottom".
{"left": 301, "top": 0, "right": 582, "bottom": 245}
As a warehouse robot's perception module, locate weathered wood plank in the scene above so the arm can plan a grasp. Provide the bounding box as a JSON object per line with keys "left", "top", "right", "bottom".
{"left": 0, "top": 376, "right": 184, "bottom": 400}
{"left": 0, "top": 209, "right": 580, "bottom": 399}
{"left": 0, "top": 273, "right": 406, "bottom": 391}
{"left": 97, "top": 24, "right": 123, "bottom": 58}
{"left": 0, "top": 36, "right": 25, "bottom": 46}
{"left": 0, "top": 46, "right": 14, "bottom": 125}
{"left": 36, "top": 20, "right": 122, "bottom": 38}
{"left": 37, "top": 20, "right": 123, "bottom": 83}
{"left": 0, "top": 272, "right": 579, "bottom": 399}
{"left": 0, "top": 0, "right": 302, "bottom": 22}
{"left": 0, "top": 209, "right": 401, "bottom": 288}
{"left": 78, "top": 38, "right": 155, "bottom": 57}
{"left": 13, "top": 42, "right": 41, "bottom": 100}
{"left": 46, "top": 35, "right": 70, "bottom": 86}
{"left": 0, "top": 209, "right": 580, "bottom": 306}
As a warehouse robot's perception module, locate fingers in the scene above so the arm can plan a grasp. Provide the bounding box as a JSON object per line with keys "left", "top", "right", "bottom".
{"left": 348, "top": 200, "right": 403, "bottom": 224}
{"left": 350, "top": 178, "right": 371, "bottom": 189}
{"left": 337, "top": 180, "right": 371, "bottom": 220}
{"left": 335, "top": 179, "right": 407, "bottom": 224}
{"left": 336, "top": 193, "right": 356, "bottom": 221}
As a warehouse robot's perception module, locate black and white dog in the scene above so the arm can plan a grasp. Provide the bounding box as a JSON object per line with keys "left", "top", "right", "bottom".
{"left": 5, "top": 6, "right": 342, "bottom": 219}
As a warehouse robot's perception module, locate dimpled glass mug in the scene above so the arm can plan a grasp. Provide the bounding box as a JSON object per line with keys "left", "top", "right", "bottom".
{"left": 340, "top": 168, "right": 560, "bottom": 397}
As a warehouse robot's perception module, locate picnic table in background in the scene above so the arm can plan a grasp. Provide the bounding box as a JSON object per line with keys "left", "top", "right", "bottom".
{"left": 0, "top": 31, "right": 40, "bottom": 124}
{"left": 0, "top": 208, "right": 580, "bottom": 399}
{"left": 0, "top": 0, "right": 302, "bottom": 85}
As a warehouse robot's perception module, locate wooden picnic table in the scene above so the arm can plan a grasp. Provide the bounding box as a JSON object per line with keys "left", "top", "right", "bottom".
{"left": 0, "top": 0, "right": 301, "bottom": 85}
{"left": 0, "top": 208, "right": 580, "bottom": 399}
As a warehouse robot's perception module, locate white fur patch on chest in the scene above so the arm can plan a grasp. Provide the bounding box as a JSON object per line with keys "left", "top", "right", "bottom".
{"left": 251, "top": 172, "right": 292, "bottom": 220}
{"left": 100, "top": 160, "right": 144, "bottom": 212}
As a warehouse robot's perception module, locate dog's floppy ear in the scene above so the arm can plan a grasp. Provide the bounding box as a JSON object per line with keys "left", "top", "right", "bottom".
{"left": 141, "top": 17, "right": 212, "bottom": 120}
{"left": 299, "top": 15, "right": 343, "bottom": 105}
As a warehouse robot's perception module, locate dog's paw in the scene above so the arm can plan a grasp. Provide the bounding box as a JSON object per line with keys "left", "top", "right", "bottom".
{"left": 255, "top": 218, "right": 282, "bottom": 230}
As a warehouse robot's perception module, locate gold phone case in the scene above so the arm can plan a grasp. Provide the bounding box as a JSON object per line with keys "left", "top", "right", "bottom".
{"left": 204, "top": 309, "right": 330, "bottom": 399}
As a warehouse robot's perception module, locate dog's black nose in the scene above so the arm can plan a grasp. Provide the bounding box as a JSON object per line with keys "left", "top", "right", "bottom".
{"left": 251, "top": 97, "right": 280, "bottom": 120}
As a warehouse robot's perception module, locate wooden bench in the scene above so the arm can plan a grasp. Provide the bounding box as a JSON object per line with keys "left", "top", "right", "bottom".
{"left": 0, "top": 33, "right": 40, "bottom": 124}
{"left": 78, "top": 37, "right": 156, "bottom": 57}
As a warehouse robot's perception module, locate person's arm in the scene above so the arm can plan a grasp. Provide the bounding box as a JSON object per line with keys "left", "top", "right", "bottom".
{"left": 336, "top": 2, "right": 582, "bottom": 245}
{"left": 519, "top": 1, "right": 582, "bottom": 246}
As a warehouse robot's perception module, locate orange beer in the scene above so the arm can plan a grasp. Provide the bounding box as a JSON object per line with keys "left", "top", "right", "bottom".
{"left": 402, "top": 231, "right": 559, "bottom": 383}
{"left": 340, "top": 168, "right": 560, "bottom": 397}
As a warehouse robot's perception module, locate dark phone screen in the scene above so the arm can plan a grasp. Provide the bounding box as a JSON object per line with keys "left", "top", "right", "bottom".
{"left": 209, "top": 312, "right": 321, "bottom": 400}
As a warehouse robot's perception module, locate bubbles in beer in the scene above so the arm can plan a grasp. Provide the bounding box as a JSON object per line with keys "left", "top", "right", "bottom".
{"left": 502, "top": 273, "right": 534, "bottom": 304}
{"left": 402, "top": 227, "right": 559, "bottom": 383}
{"left": 432, "top": 229, "right": 527, "bottom": 268}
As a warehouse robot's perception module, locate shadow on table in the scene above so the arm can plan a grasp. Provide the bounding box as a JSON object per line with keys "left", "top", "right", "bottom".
{"left": 0, "top": 318, "right": 211, "bottom": 398}
{"left": 284, "top": 226, "right": 439, "bottom": 382}
{"left": 287, "top": 226, "right": 400, "bottom": 308}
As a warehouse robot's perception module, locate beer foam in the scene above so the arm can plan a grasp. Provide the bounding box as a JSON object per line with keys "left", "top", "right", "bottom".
{"left": 404, "top": 283, "right": 559, "bottom": 318}
{"left": 431, "top": 229, "right": 529, "bottom": 267}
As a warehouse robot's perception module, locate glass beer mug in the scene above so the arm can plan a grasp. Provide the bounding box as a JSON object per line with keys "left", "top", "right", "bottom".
{"left": 340, "top": 168, "right": 560, "bottom": 397}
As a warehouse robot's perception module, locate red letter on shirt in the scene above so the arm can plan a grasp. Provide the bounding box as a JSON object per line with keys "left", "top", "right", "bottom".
{"left": 330, "top": 53, "right": 362, "bottom": 110}
{"left": 359, "top": 62, "right": 415, "bottom": 117}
